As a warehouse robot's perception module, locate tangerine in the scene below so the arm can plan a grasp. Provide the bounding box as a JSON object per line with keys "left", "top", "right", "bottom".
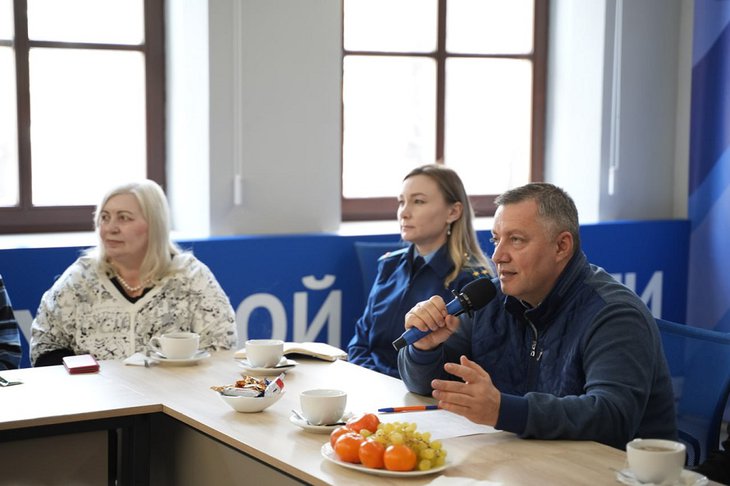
{"left": 346, "top": 412, "right": 380, "bottom": 435}
{"left": 383, "top": 444, "right": 417, "bottom": 471}
{"left": 358, "top": 438, "right": 385, "bottom": 469}
{"left": 329, "top": 425, "right": 354, "bottom": 448}
{"left": 334, "top": 432, "right": 364, "bottom": 463}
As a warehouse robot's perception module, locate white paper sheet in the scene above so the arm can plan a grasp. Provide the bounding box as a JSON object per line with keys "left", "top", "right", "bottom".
{"left": 378, "top": 409, "right": 498, "bottom": 441}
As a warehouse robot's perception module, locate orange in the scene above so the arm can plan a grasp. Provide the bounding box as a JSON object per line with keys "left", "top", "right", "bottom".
{"left": 334, "top": 432, "right": 364, "bottom": 463}
{"left": 346, "top": 412, "right": 380, "bottom": 434}
{"left": 329, "top": 425, "right": 354, "bottom": 448}
{"left": 383, "top": 444, "right": 417, "bottom": 471}
{"left": 358, "top": 438, "right": 385, "bottom": 469}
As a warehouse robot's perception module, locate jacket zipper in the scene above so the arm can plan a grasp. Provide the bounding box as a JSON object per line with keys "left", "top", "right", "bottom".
{"left": 527, "top": 318, "right": 542, "bottom": 360}
{"left": 525, "top": 317, "right": 542, "bottom": 390}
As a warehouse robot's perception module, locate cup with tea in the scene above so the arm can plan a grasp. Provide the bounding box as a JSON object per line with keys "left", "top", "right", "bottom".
{"left": 148, "top": 331, "right": 200, "bottom": 359}
{"left": 245, "top": 339, "right": 284, "bottom": 368}
{"left": 626, "top": 438, "right": 686, "bottom": 484}
{"left": 299, "top": 388, "right": 347, "bottom": 425}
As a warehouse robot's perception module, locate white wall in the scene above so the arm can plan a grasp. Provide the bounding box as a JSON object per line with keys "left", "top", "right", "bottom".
{"left": 546, "top": 0, "right": 690, "bottom": 224}
{"left": 544, "top": 1, "right": 608, "bottom": 222}
{"left": 167, "top": 0, "right": 342, "bottom": 237}
{"left": 166, "top": 0, "right": 211, "bottom": 235}
{"left": 167, "top": 0, "right": 692, "bottom": 237}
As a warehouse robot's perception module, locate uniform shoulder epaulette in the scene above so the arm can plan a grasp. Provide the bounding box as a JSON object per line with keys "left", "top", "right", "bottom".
{"left": 463, "top": 263, "right": 495, "bottom": 279}
{"left": 378, "top": 247, "right": 408, "bottom": 261}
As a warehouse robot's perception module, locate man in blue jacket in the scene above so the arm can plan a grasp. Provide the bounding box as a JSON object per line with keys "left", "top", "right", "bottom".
{"left": 398, "top": 183, "right": 677, "bottom": 449}
{"left": 0, "top": 275, "right": 22, "bottom": 370}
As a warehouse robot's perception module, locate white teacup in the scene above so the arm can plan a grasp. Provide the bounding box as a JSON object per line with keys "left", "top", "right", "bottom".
{"left": 245, "top": 339, "right": 284, "bottom": 368}
{"left": 148, "top": 331, "right": 200, "bottom": 359}
{"left": 300, "top": 389, "right": 347, "bottom": 426}
{"left": 626, "top": 438, "right": 686, "bottom": 484}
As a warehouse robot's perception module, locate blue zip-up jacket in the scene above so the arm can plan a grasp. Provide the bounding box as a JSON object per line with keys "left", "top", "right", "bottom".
{"left": 398, "top": 251, "right": 677, "bottom": 449}
{"left": 0, "top": 275, "right": 22, "bottom": 370}
{"left": 348, "top": 244, "right": 490, "bottom": 378}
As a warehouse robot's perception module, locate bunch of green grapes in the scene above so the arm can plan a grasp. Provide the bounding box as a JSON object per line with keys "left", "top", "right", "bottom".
{"left": 363, "top": 421, "right": 447, "bottom": 471}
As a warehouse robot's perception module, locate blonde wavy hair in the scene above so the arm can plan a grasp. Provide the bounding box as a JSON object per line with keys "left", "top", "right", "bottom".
{"left": 403, "top": 164, "right": 494, "bottom": 287}
{"left": 86, "top": 180, "right": 183, "bottom": 282}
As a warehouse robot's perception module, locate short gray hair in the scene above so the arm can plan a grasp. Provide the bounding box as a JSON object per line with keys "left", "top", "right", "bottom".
{"left": 495, "top": 182, "right": 581, "bottom": 250}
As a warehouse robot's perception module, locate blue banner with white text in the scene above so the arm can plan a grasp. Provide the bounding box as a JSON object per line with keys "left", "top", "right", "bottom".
{"left": 0, "top": 221, "right": 689, "bottom": 368}
{"left": 687, "top": 1, "right": 730, "bottom": 330}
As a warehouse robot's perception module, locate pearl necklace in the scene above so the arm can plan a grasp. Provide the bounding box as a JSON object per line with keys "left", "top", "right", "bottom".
{"left": 115, "top": 274, "right": 150, "bottom": 294}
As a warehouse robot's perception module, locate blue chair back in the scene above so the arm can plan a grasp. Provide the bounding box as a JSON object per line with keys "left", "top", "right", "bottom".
{"left": 656, "top": 318, "right": 730, "bottom": 466}
{"left": 353, "top": 241, "right": 405, "bottom": 300}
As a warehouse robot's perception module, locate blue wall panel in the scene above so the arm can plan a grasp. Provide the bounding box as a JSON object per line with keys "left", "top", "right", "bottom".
{"left": 0, "top": 220, "right": 689, "bottom": 369}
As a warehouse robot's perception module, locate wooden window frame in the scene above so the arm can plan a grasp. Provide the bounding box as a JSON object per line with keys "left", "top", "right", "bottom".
{"left": 0, "top": 0, "right": 165, "bottom": 233}
{"left": 341, "top": 0, "right": 548, "bottom": 221}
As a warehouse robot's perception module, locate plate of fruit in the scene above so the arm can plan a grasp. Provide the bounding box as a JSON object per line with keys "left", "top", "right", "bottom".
{"left": 321, "top": 413, "right": 448, "bottom": 477}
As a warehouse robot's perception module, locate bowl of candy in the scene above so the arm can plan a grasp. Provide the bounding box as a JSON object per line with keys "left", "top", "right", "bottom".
{"left": 212, "top": 375, "right": 285, "bottom": 413}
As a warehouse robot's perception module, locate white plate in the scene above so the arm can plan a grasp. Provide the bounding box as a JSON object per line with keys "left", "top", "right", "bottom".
{"left": 615, "top": 468, "right": 708, "bottom": 486}
{"left": 320, "top": 443, "right": 447, "bottom": 477}
{"left": 149, "top": 350, "right": 210, "bottom": 366}
{"left": 237, "top": 357, "right": 297, "bottom": 376}
{"left": 289, "top": 411, "right": 352, "bottom": 434}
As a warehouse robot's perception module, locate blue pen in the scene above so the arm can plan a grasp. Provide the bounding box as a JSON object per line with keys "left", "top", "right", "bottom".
{"left": 377, "top": 405, "right": 439, "bottom": 413}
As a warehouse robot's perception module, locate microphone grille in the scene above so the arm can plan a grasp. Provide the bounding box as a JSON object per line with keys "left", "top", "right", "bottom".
{"left": 461, "top": 278, "right": 497, "bottom": 310}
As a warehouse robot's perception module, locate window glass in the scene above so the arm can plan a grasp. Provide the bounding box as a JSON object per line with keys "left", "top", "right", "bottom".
{"left": 342, "top": 56, "right": 436, "bottom": 199}
{"left": 344, "top": 0, "right": 438, "bottom": 53}
{"left": 0, "top": 47, "right": 18, "bottom": 206}
{"left": 0, "top": 0, "right": 13, "bottom": 39}
{"left": 27, "top": 0, "right": 144, "bottom": 44}
{"left": 445, "top": 58, "right": 532, "bottom": 195}
{"left": 29, "top": 48, "right": 146, "bottom": 206}
{"left": 446, "top": 0, "right": 534, "bottom": 54}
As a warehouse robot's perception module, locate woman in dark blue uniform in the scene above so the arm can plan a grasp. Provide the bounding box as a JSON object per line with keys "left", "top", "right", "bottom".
{"left": 347, "top": 164, "right": 493, "bottom": 377}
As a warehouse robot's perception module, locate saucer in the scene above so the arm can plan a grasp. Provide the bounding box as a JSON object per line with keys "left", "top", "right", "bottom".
{"left": 289, "top": 410, "right": 352, "bottom": 434}
{"left": 615, "top": 468, "right": 708, "bottom": 486}
{"left": 237, "top": 357, "right": 297, "bottom": 376}
{"left": 149, "top": 349, "right": 210, "bottom": 366}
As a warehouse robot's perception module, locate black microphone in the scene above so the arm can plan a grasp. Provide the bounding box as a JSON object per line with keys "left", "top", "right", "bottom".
{"left": 392, "top": 278, "right": 497, "bottom": 350}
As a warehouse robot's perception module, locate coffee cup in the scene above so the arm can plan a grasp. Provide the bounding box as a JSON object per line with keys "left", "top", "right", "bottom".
{"left": 148, "top": 331, "right": 200, "bottom": 359}
{"left": 626, "top": 438, "right": 686, "bottom": 484}
{"left": 300, "top": 389, "right": 347, "bottom": 426}
{"left": 245, "top": 339, "right": 284, "bottom": 368}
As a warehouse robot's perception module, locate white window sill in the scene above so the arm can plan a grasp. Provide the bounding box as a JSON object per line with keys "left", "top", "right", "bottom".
{"left": 337, "top": 217, "right": 494, "bottom": 237}
{"left": 0, "top": 232, "right": 97, "bottom": 250}
{"left": 0, "top": 218, "right": 495, "bottom": 250}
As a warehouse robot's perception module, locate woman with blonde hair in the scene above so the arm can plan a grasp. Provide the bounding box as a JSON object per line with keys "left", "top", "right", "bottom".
{"left": 348, "top": 164, "right": 493, "bottom": 378}
{"left": 31, "top": 180, "right": 236, "bottom": 366}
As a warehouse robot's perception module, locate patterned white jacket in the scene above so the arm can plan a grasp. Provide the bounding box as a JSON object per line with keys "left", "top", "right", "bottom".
{"left": 31, "top": 253, "right": 237, "bottom": 363}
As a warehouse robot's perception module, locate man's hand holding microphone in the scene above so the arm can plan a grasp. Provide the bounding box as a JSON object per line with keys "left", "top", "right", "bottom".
{"left": 396, "top": 278, "right": 503, "bottom": 427}
{"left": 393, "top": 278, "right": 496, "bottom": 351}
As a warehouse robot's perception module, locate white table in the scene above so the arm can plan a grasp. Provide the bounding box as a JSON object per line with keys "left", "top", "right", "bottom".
{"left": 1, "top": 352, "right": 713, "bottom": 485}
